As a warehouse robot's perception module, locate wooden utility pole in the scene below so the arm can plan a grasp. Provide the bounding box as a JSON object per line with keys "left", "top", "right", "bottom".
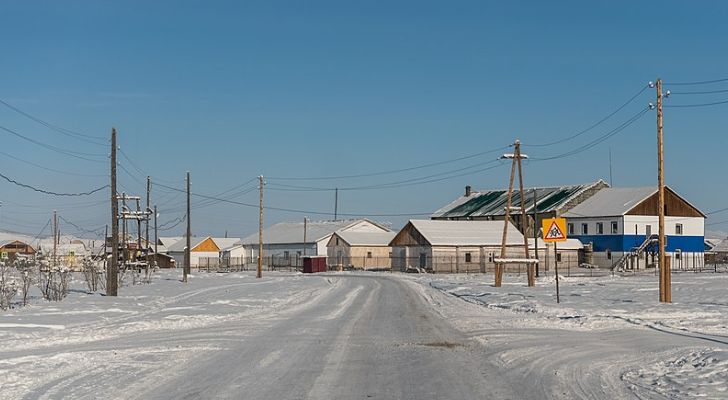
{"left": 184, "top": 172, "right": 191, "bottom": 283}
{"left": 656, "top": 79, "right": 670, "bottom": 303}
{"left": 52, "top": 210, "right": 58, "bottom": 269}
{"left": 257, "top": 175, "right": 264, "bottom": 279}
{"left": 154, "top": 205, "right": 158, "bottom": 257}
{"left": 146, "top": 176, "right": 151, "bottom": 253}
{"left": 135, "top": 197, "right": 142, "bottom": 260}
{"left": 533, "top": 188, "right": 539, "bottom": 277}
{"left": 334, "top": 188, "right": 338, "bottom": 221}
{"left": 496, "top": 140, "right": 534, "bottom": 287}
{"left": 516, "top": 142, "right": 534, "bottom": 287}
{"left": 108, "top": 128, "right": 119, "bottom": 296}
{"left": 303, "top": 217, "right": 308, "bottom": 256}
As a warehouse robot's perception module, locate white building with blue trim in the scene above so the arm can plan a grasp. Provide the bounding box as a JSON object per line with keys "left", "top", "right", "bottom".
{"left": 562, "top": 186, "right": 706, "bottom": 270}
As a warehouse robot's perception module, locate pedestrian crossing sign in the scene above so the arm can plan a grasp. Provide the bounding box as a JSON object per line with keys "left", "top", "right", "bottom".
{"left": 542, "top": 218, "right": 567, "bottom": 242}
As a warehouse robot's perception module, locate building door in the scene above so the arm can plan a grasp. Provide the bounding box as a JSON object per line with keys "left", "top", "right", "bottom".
{"left": 419, "top": 253, "right": 427, "bottom": 269}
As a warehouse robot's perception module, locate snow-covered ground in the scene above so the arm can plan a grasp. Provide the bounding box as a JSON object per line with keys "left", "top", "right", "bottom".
{"left": 0, "top": 270, "right": 336, "bottom": 399}
{"left": 405, "top": 272, "right": 728, "bottom": 399}
{"left": 2, "top": 269, "right": 728, "bottom": 399}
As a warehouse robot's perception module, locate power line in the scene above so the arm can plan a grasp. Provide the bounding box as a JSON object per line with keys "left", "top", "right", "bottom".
{"left": 665, "top": 77, "right": 728, "bottom": 86}
{"left": 706, "top": 206, "right": 728, "bottom": 216}
{"left": 665, "top": 98, "right": 728, "bottom": 108}
{"left": 267, "top": 158, "right": 505, "bottom": 192}
{"left": 267, "top": 145, "right": 511, "bottom": 181}
{"left": 669, "top": 88, "right": 728, "bottom": 95}
{"left": 0, "top": 149, "right": 107, "bottom": 178}
{"left": 523, "top": 84, "right": 649, "bottom": 147}
{"left": 154, "top": 182, "right": 432, "bottom": 217}
{"left": 0, "top": 171, "right": 109, "bottom": 196}
{"left": 528, "top": 107, "right": 650, "bottom": 162}
{"left": 0, "top": 124, "right": 107, "bottom": 163}
{"left": 0, "top": 98, "right": 107, "bottom": 144}
{"left": 58, "top": 215, "right": 105, "bottom": 237}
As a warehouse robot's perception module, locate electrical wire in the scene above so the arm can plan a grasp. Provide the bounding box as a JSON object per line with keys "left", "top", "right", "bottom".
{"left": 669, "top": 88, "right": 728, "bottom": 95}
{"left": 267, "top": 158, "right": 505, "bottom": 192}
{"left": 666, "top": 77, "right": 728, "bottom": 86}
{"left": 267, "top": 145, "right": 511, "bottom": 181}
{"left": 523, "top": 84, "right": 649, "bottom": 147}
{"left": 0, "top": 124, "right": 107, "bottom": 163}
{"left": 0, "top": 171, "right": 109, "bottom": 196}
{"left": 59, "top": 216, "right": 106, "bottom": 236}
{"left": 0, "top": 149, "right": 107, "bottom": 178}
{"left": 529, "top": 107, "right": 650, "bottom": 162}
{"left": 665, "top": 99, "right": 728, "bottom": 108}
{"left": 154, "top": 182, "right": 432, "bottom": 217}
{"left": 0, "top": 98, "right": 107, "bottom": 144}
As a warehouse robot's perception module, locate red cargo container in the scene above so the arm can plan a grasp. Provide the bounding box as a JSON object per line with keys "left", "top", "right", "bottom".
{"left": 302, "top": 256, "right": 327, "bottom": 273}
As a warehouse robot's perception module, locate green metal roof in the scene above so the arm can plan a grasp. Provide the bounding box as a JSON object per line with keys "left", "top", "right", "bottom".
{"left": 432, "top": 181, "right": 605, "bottom": 219}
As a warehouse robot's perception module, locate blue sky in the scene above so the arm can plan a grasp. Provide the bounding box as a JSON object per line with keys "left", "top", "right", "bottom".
{"left": 1, "top": 1, "right": 727, "bottom": 239}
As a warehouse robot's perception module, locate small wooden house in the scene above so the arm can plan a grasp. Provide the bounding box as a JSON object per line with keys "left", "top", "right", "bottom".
{"left": 0, "top": 240, "right": 36, "bottom": 261}
{"left": 326, "top": 230, "right": 396, "bottom": 270}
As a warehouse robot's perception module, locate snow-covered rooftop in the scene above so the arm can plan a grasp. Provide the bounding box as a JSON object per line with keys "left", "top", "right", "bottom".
{"left": 239, "top": 219, "right": 385, "bottom": 245}
{"left": 333, "top": 230, "right": 396, "bottom": 247}
{"left": 401, "top": 219, "right": 524, "bottom": 246}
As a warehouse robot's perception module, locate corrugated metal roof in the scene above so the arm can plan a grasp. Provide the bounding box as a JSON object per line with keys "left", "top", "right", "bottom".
{"left": 334, "top": 230, "right": 396, "bottom": 246}
{"left": 402, "top": 219, "right": 524, "bottom": 246}
{"left": 563, "top": 187, "right": 657, "bottom": 217}
{"left": 239, "top": 219, "right": 385, "bottom": 245}
{"left": 432, "top": 181, "right": 605, "bottom": 219}
{"left": 158, "top": 237, "right": 183, "bottom": 247}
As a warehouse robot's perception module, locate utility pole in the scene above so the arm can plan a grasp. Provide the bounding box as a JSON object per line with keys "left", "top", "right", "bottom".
{"left": 303, "top": 217, "right": 308, "bottom": 256}
{"left": 496, "top": 140, "right": 535, "bottom": 287}
{"left": 656, "top": 79, "right": 670, "bottom": 303}
{"left": 135, "top": 197, "right": 142, "bottom": 260}
{"left": 257, "top": 175, "right": 264, "bottom": 279}
{"left": 154, "top": 205, "right": 158, "bottom": 257}
{"left": 334, "top": 188, "right": 338, "bottom": 221}
{"left": 184, "top": 172, "right": 191, "bottom": 283}
{"left": 108, "top": 128, "right": 119, "bottom": 296}
{"left": 146, "top": 176, "right": 151, "bottom": 253}
{"left": 533, "top": 188, "right": 539, "bottom": 277}
{"left": 52, "top": 210, "right": 58, "bottom": 269}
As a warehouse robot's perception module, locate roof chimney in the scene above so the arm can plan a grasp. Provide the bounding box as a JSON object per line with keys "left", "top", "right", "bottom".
{"left": 465, "top": 185, "right": 472, "bottom": 197}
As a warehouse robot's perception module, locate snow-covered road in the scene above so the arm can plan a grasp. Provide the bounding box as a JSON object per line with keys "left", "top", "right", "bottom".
{"left": 2, "top": 270, "right": 727, "bottom": 399}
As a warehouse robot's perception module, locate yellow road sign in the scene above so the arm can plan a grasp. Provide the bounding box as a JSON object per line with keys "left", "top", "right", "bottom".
{"left": 542, "top": 217, "right": 567, "bottom": 242}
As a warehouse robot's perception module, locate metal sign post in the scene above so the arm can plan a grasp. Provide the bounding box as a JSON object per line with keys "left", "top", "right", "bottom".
{"left": 542, "top": 217, "right": 567, "bottom": 303}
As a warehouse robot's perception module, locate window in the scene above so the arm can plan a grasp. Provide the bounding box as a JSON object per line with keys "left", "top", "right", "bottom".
{"left": 596, "top": 222, "right": 604, "bottom": 235}
{"left": 675, "top": 249, "right": 682, "bottom": 260}
{"left": 568, "top": 223, "right": 574, "bottom": 235}
{"left": 367, "top": 251, "right": 372, "bottom": 259}
{"left": 607, "top": 249, "right": 612, "bottom": 260}
{"left": 556, "top": 253, "right": 562, "bottom": 262}
{"left": 465, "top": 253, "right": 472, "bottom": 263}
{"left": 336, "top": 238, "right": 340, "bottom": 246}
{"left": 284, "top": 251, "right": 289, "bottom": 259}
{"left": 611, "top": 221, "right": 618, "bottom": 234}
{"left": 646, "top": 225, "right": 652, "bottom": 236}
{"left": 582, "top": 223, "right": 589, "bottom": 235}
{"left": 676, "top": 223, "right": 683, "bottom": 235}
{"left": 488, "top": 253, "right": 494, "bottom": 262}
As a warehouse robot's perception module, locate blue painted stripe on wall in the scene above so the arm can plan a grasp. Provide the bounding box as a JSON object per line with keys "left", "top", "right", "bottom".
{"left": 571, "top": 235, "right": 704, "bottom": 252}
